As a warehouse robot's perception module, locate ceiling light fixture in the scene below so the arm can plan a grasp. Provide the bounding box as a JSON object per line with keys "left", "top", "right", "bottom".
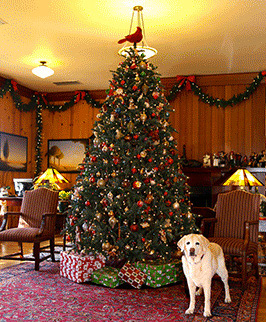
{"left": 118, "top": 6, "right": 157, "bottom": 59}
{"left": 32, "top": 61, "right": 54, "bottom": 79}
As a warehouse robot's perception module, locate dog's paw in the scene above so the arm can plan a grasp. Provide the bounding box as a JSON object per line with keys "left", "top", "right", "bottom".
{"left": 185, "top": 308, "right": 194, "bottom": 315}
{"left": 203, "top": 310, "right": 212, "bottom": 317}
{"left": 225, "top": 296, "right": 232, "bottom": 303}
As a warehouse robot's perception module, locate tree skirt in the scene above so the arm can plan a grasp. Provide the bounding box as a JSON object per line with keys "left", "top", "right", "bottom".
{"left": 0, "top": 262, "right": 261, "bottom": 321}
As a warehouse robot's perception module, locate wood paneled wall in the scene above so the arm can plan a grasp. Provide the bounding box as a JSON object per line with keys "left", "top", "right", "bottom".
{"left": 0, "top": 92, "right": 34, "bottom": 194}
{"left": 164, "top": 73, "right": 266, "bottom": 162}
{"left": 0, "top": 72, "right": 265, "bottom": 190}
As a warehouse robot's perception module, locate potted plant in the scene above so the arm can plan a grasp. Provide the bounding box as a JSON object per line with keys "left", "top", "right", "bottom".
{"left": 58, "top": 190, "right": 71, "bottom": 213}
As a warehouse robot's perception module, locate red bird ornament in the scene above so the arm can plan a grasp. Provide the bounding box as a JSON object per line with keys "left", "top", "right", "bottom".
{"left": 118, "top": 27, "right": 143, "bottom": 44}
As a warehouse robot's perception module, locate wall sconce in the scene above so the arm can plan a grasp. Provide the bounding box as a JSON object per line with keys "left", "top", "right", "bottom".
{"left": 32, "top": 61, "right": 54, "bottom": 79}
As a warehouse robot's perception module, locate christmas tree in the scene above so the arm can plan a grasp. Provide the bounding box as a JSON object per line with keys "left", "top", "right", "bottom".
{"left": 65, "top": 48, "right": 198, "bottom": 263}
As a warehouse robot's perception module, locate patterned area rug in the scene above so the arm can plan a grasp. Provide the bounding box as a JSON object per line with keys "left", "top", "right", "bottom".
{"left": 0, "top": 261, "right": 261, "bottom": 322}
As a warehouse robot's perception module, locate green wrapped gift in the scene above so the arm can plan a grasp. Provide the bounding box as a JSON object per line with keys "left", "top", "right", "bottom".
{"left": 91, "top": 266, "right": 123, "bottom": 288}
{"left": 134, "top": 260, "right": 183, "bottom": 288}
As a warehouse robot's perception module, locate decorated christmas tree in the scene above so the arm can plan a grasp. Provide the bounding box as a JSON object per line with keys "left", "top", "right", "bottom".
{"left": 65, "top": 48, "right": 198, "bottom": 263}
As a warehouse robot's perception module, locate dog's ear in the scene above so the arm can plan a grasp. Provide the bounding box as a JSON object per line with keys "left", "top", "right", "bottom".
{"left": 177, "top": 235, "right": 187, "bottom": 252}
{"left": 199, "top": 234, "right": 210, "bottom": 252}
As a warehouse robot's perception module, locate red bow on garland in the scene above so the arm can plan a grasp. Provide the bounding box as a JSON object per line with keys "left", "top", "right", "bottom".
{"left": 74, "top": 91, "right": 86, "bottom": 103}
{"left": 176, "top": 75, "right": 195, "bottom": 91}
{"left": 34, "top": 92, "right": 48, "bottom": 105}
{"left": 261, "top": 71, "right": 266, "bottom": 76}
{"left": 11, "top": 80, "right": 18, "bottom": 91}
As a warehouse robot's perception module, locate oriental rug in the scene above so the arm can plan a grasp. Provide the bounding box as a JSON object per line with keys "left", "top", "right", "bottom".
{"left": 0, "top": 262, "right": 261, "bottom": 322}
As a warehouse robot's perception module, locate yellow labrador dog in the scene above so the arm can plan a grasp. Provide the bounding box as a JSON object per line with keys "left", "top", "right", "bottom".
{"left": 178, "top": 234, "right": 231, "bottom": 317}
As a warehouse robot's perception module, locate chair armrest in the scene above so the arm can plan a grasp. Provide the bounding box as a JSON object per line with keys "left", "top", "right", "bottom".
{"left": 192, "top": 207, "right": 216, "bottom": 237}
{"left": 243, "top": 220, "right": 259, "bottom": 243}
{"left": 0, "top": 212, "right": 22, "bottom": 231}
{"left": 192, "top": 207, "right": 216, "bottom": 218}
{"left": 37, "top": 213, "right": 57, "bottom": 235}
{"left": 200, "top": 217, "right": 217, "bottom": 237}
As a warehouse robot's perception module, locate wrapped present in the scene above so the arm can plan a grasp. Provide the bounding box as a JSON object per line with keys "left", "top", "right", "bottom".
{"left": 135, "top": 260, "right": 183, "bottom": 288}
{"left": 60, "top": 251, "right": 105, "bottom": 283}
{"left": 91, "top": 266, "right": 123, "bottom": 288}
{"left": 118, "top": 262, "right": 147, "bottom": 289}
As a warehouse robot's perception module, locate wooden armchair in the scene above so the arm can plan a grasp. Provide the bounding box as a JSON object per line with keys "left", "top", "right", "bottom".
{"left": 0, "top": 187, "right": 59, "bottom": 270}
{"left": 193, "top": 189, "right": 261, "bottom": 287}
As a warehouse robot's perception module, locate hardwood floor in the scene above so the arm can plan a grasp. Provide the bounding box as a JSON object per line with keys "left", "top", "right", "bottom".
{"left": 0, "top": 238, "right": 265, "bottom": 321}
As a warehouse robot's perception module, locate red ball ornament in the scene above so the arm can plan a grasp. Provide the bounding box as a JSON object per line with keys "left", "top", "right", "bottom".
{"left": 121, "top": 80, "right": 125, "bottom": 85}
{"left": 85, "top": 201, "right": 91, "bottom": 206}
{"left": 137, "top": 154, "right": 141, "bottom": 159}
{"left": 113, "top": 156, "right": 120, "bottom": 165}
{"left": 132, "top": 85, "right": 138, "bottom": 91}
{"left": 137, "top": 200, "right": 144, "bottom": 207}
{"left": 91, "top": 156, "right": 97, "bottom": 162}
{"left": 141, "top": 238, "right": 145, "bottom": 242}
{"left": 89, "top": 176, "right": 95, "bottom": 183}
{"left": 168, "top": 158, "right": 174, "bottom": 164}
{"left": 133, "top": 134, "right": 139, "bottom": 140}
{"left": 152, "top": 92, "right": 159, "bottom": 99}
{"left": 165, "top": 200, "right": 171, "bottom": 206}
{"left": 130, "top": 224, "right": 139, "bottom": 232}
{"left": 130, "top": 63, "right": 137, "bottom": 69}
{"left": 144, "top": 206, "right": 151, "bottom": 214}
{"left": 169, "top": 211, "right": 173, "bottom": 216}
{"left": 164, "top": 191, "right": 168, "bottom": 196}
{"left": 133, "top": 181, "right": 141, "bottom": 189}
{"left": 132, "top": 168, "right": 137, "bottom": 174}
{"left": 148, "top": 158, "right": 152, "bottom": 163}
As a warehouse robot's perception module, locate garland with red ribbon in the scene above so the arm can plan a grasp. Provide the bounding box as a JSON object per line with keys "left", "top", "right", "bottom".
{"left": 167, "top": 71, "right": 266, "bottom": 107}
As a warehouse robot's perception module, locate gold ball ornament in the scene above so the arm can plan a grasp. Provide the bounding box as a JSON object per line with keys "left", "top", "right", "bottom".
{"left": 139, "top": 61, "right": 146, "bottom": 69}
{"left": 140, "top": 113, "right": 147, "bottom": 123}
{"left": 173, "top": 202, "right": 180, "bottom": 209}
{"left": 140, "top": 150, "right": 147, "bottom": 158}
{"left": 102, "top": 242, "right": 111, "bottom": 251}
{"left": 109, "top": 216, "right": 118, "bottom": 228}
{"left": 97, "top": 178, "right": 106, "bottom": 187}
{"left": 95, "top": 212, "right": 102, "bottom": 221}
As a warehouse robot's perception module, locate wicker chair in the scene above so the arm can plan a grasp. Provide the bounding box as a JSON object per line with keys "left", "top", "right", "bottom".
{"left": 0, "top": 187, "right": 59, "bottom": 270}
{"left": 194, "top": 189, "right": 261, "bottom": 287}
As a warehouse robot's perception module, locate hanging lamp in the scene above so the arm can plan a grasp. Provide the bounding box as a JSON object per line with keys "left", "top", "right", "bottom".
{"left": 32, "top": 61, "right": 54, "bottom": 79}
{"left": 118, "top": 6, "right": 157, "bottom": 59}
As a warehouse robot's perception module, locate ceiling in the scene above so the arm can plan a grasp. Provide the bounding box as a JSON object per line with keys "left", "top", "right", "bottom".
{"left": 1, "top": 0, "right": 266, "bottom": 93}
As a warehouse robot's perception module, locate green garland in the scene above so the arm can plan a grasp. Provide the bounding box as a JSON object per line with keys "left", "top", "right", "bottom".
{"left": 1, "top": 70, "right": 265, "bottom": 175}
{"left": 167, "top": 71, "right": 266, "bottom": 107}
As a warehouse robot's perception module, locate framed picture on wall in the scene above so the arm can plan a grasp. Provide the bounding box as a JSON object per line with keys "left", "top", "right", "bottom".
{"left": 48, "top": 139, "right": 89, "bottom": 173}
{"left": 0, "top": 131, "right": 28, "bottom": 172}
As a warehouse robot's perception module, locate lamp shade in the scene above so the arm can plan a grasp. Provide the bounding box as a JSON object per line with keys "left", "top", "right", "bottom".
{"left": 223, "top": 169, "right": 263, "bottom": 187}
{"left": 32, "top": 61, "right": 54, "bottom": 79}
{"left": 34, "top": 168, "right": 69, "bottom": 185}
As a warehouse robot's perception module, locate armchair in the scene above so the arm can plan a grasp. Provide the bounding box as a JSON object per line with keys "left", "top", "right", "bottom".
{"left": 193, "top": 189, "right": 261, "bottom": 287}
{"left": 0, "top": 187, "right": 59, "bottom": 270}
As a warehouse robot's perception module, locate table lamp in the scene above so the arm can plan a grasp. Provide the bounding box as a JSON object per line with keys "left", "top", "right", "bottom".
{"left": 34, "top": 168, "right": 69, "bottom": 189}
{"left": 223, "top": 168, "right": 264, "bottom": 191}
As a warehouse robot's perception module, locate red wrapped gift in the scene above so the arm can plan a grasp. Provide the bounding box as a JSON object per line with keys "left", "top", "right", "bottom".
{"left": 118, "top": 262, "right": 147, "bottom": 289}
{"left": 60, "top": 251, "right": 105, "bottom": 283}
